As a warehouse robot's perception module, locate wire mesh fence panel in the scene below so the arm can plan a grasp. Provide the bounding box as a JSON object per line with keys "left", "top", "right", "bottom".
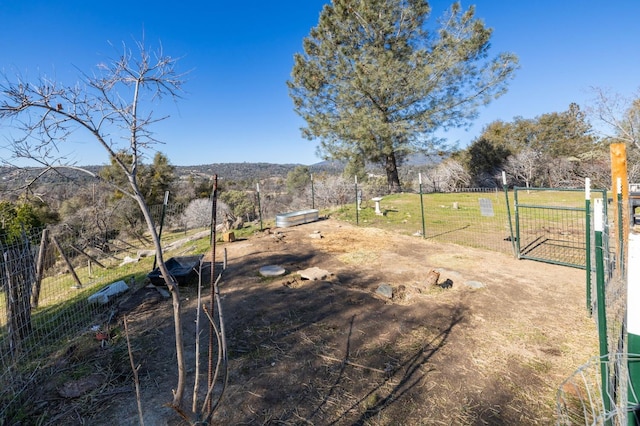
{"left": 0, "top": 225, "right": 158, "bottom": 419}
{"left": 150, "top": 201, "right": 189, "bottom": 232}
{"left": 517, "top": 204, "right": 587, "bottom": 268}
{"left": 421, "top": 190, "right": 515, "bottom": 255}
{"left": 556, "top": 353, "right": 639, "bottom": 425}
{"left": 602, "top": 191, "right": 628, "bottom": 346}
{"left": 557, "top": 185, "right": 633, "bottom": 425}
{"left": 513, "top": 188, "right": 605, "bottom": 269}
{"left": 326, "top": 189, "right": 516, "bottom": 255}
{"left": 599, "top": 219, "right": 627, "bottom": 363}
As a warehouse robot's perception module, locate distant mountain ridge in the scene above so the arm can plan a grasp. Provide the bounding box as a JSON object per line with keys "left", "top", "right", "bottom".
{"left": 0, "top": 162, "right": 342, "bottom": 188}
{"left": 174, "top": 161, "right": 345, "bottom": 181}
{"left": 0, "top": 153, "right": 435, "bottom": 188}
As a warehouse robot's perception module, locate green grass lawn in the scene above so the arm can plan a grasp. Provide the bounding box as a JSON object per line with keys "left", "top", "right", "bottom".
{"left": 328, "top": 188, "right": 601, "bottom": 259}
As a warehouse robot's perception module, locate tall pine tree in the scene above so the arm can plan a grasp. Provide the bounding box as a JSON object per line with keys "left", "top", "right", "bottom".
{"left": 289, "top": 0, "right": 518, "bottom": 192}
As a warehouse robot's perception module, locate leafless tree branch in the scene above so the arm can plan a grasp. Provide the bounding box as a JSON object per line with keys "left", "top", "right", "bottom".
{"left": 0, "top": 39, "right": 194, "bottom": 412}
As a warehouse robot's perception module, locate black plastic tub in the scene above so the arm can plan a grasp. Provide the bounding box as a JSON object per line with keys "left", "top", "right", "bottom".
{"left": 147, "top": 255, "right": 203, "bottom": 285}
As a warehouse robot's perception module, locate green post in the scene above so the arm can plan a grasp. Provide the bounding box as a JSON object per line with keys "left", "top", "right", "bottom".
{"left": 256, "top": 182, "right": 263, "bottom": 231}
{"left": 585, "top": 178, "right": 592, "bottom": 314}
{"left": 419, "top": 173, "right": 426, "bottom": 239}
{"left": 594, "top": 197, "right": 612, "bottom": 422}
{"left": 628, "top": 232, "right": 640, "bottom": 425}
{"left": 514, "top": 187, "right": 521, "bottom": 258}
{"left": 311, "top": 173, "right": 315, "bottom": 210}
{"left": 502, "top": 171, "right": 516, "bottom": 257}
{"left": 355, "top": 175, "right": 359, "bottom": 226}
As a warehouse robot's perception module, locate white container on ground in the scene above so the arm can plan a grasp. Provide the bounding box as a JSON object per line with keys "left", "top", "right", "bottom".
{"left": 88, "top": 280, "right": 129, "bottom": 304}
{"left": 275, "top": 209, "right": 319, "bottom": 228}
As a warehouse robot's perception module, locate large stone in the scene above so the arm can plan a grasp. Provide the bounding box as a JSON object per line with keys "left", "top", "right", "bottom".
{"left": 137, "top": 249, "right": 155, "bottom": 258}
{"left": 464, "top": 280, "right": 486, "bottom": 289}
{"left": 298, "top": 266, "right": 331, "bottom": 281}
{"left": 120, "top": 255, "right": 139, "bottom": 266}
{"left": 435, "top": 268, "right": 463, "bottom": 282}
{"left": 376, "top": 284, "right": 393, "bottom": 299}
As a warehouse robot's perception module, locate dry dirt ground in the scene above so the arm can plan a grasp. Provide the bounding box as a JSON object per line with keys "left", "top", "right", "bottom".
{"left": 37, "top": 217, "right": 598, "bottom": 425}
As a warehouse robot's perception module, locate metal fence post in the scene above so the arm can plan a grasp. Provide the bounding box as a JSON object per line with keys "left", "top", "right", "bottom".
{"left": 628, "top": 232, "right": 640, "bottom": 425}
{"left": 585, "top": 179, "right": 592, "bottom": 314}
{"left": 355, "top": 175, "right": 359, "bottom": 226}
{"left": 310, "top": 173, "right": 315, "bottom": 210}
{"left": 419, "top": 173, "right": 426, "bottom": 239}
{"left": 257, "top": 183, "right": 263, "bottom": 231}
{"left": 514, "top": 187, "right": 521, "bottom": 258}
{"left": 502, "top": 171, "right": 516, "bottom": 257}
{"left": 594, "top": 197, "right": 612, "bottom": 423}
{"left": 617, "top": 177, "right": 624, "bottom": 276}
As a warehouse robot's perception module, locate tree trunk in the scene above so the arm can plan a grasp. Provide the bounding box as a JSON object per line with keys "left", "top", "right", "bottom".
{"left": 384, "top": 152, "right": 402, "bottom": 193}
{"left": 134, "top": 191, "right": 186, "bottom": 408}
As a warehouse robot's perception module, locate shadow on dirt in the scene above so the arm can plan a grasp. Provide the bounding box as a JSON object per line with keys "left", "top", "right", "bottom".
{"left": 208, "top": 244, "right": 472, "bottom": 424}
{"left": 333, "top": 304, "right": 466, "bottom": 426}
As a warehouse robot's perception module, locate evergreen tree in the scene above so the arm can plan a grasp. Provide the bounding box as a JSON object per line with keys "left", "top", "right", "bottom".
{"left": 219, "top": 190, "right": 255, "bottom": 221}
{"left": 289, "top": 0, "right": 518, "bottom": 192}
{"left": 0, "top": 200, "right": 52, "bottom": 244}
{"left": 141, "top": 152, "right": 176, "bottom": 205}
{"left": 286, "top": 165, "right": 311, "bottom": 194}
{"left": 466, "top": 138, "right": 511, "bottom": 186}
{"left": 100, "top": 151, "right": 176, "bottom": 206}
{"left": 472, "top": 104, "right": 602, "bottom": 187}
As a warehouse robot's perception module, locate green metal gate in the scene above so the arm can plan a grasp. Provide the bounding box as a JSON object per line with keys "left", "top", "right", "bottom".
{"left": 513, "top": 187, "right": 607, "bottom": 270}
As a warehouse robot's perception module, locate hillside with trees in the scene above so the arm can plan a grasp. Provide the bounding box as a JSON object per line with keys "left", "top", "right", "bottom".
{"left": 445, "top": 103, "right": 611, "bottom": 190}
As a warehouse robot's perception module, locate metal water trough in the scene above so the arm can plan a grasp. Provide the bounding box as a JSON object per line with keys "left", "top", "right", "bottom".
{"left": 147, "top": 255, "right": 203, "bottom": 285}
{"left": 275, "top": 209, "right": 319, "bottom": 228}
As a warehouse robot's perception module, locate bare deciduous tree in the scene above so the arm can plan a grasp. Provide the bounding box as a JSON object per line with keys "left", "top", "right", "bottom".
{"left": 421, "top": 159, "right": 471, "bottom": 192}
{"left": 588, "top": 86, "right": 640, "bottom": 150}
{"left": 504, "top": 148, "right": 541, "bottom": 189}
{"left": 0, "top": 40, "right": 218, "bottom": 419}
{"left": 182, "top": 198, "right": 215, "bottom": 229}
{"left": 311, "top": 175, "right": 354, "bottom": 207}
{"left": 181, "top": 198, "right": 236, "bottom": 232}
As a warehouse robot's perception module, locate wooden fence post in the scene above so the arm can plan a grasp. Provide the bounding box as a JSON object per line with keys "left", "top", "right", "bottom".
{"left": 51, "top": 236, "right": 83, "bottom": 289}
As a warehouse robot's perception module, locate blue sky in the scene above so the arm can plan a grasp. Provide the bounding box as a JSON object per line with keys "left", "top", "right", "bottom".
{"left": 1, "top": 1, "right": 638, "bottom": 167}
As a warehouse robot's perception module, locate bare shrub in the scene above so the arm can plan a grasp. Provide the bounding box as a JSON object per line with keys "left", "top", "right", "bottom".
{"left": 180, "top": 199, "right": 236, "bottom": 232}
{"left": 311, "top": 175, "right": 354, "bottom": 208}
{"left": 421, "top": 159, "right": 471, "bottom": 192}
